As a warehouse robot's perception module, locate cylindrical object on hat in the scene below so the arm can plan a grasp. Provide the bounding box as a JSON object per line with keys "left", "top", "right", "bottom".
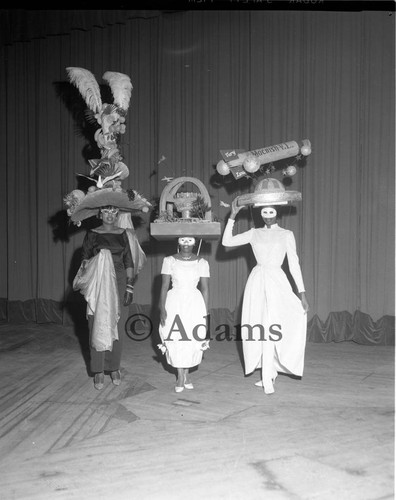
{"left": 226, "top": 141, "right": 300, "bottom": 168}
{"left": 220, "top": 140, "right": 311, "bottom": 172}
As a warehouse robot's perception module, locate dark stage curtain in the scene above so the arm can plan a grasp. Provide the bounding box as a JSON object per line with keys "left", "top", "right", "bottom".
{"left": 0, "top": 10, "right": 394, "bottom": 345}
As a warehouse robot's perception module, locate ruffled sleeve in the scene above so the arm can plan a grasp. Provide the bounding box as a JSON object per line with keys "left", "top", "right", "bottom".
{"left": 161, "top": 256, "right": 173, "bottom": 275}
{"left": 198, "top": 258, "right": 210, "bottom": 278}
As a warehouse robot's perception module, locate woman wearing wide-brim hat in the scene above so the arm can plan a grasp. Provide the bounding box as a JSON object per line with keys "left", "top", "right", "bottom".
{"left": 64, "top": 66, "right": 152, "bottom": 390}
{"left": 222, "top": 178, "right": 309, "bottom": 395}
{"left": 68, "top": 187, "right": 151, "bottom": 390}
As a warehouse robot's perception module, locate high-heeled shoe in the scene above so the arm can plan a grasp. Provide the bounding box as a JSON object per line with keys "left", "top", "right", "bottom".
{"left": 184, "top": 374, "right": 194, "bottom": 390}
{"left": 255, "top": 370, "right": 278, "bottom": 388}
{"left": 94, "top": 372, "right": 104, "bottom": 390}
{"left": 254, "top": 377, "right": 276, "bottom": 394}
{"left": 263, "top": 379, "right": 275, "bottom": 395}
{"left": 110, "top": 370, "right": 121, "bottom": 386}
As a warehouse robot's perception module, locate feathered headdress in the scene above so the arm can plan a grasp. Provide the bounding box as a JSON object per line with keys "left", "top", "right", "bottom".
{"left": 66, "top": 67, "right": 103, "bottom": 114}
{"left": 64, "top": 67, "right": 152, "bottom": 226}
{"left": 66, "top": 67, "right": 134, "bottom": 189}
{"left": 66, "top": 67, "right": 133, "bottom": 114}
{"left": 102, "top": 71, "right": 133, "bottom": 111}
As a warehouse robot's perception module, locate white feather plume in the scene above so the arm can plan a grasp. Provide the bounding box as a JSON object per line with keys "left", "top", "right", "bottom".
{"left": 66, "top": 67, "right": 102, "bottom": 113}
{"left": 102, "top": 71, "right": 133, "bottom": 111}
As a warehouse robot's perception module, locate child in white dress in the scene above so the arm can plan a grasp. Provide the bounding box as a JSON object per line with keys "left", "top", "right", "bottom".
{"left": 158, "top": 237, "right": 210, "bottom": 392}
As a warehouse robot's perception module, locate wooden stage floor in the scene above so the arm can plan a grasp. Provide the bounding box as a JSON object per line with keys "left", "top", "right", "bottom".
{"left": 0, "top": 322, "right": 394, "bottom": 500}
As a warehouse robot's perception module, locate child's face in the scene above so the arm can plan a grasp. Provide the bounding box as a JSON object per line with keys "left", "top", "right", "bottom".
{"left": 178, "top": 237, "right": 195, "bottom": 246}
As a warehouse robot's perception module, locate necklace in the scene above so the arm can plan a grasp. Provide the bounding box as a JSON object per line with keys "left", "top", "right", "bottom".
{"left": 180, "top": 255, "right": 192, "bottom": 260}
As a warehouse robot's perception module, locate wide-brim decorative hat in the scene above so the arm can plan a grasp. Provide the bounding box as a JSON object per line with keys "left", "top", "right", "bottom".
{"left": 65, "top": 187, "right": 152, "bottom": 224}
{"left": 236, "top": 177, "right": 302, "bottom": 207}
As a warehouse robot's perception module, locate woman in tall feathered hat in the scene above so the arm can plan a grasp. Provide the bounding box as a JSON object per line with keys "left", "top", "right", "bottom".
{"left": 64, "top": 67, "right": 152, "bottom": 390}
{"left": 222, "top": 177, "right": 309, "bottom": 395}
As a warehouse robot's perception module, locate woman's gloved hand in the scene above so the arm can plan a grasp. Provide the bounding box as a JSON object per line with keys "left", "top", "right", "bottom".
{"left": 124, "top": 278, "right": 134, "bottom": 306}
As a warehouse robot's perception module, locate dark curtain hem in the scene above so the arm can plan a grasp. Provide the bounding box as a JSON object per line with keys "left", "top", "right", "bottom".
{"left": 0, "top": 299, "right": 394, "bottom": 346}
{"left": 306, "top": 311, "right": 395, "bottom": 345}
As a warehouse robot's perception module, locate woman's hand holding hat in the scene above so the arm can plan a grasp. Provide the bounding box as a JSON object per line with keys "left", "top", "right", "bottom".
{"left": 230, "top": 198, "right": 245, "bottom": 220}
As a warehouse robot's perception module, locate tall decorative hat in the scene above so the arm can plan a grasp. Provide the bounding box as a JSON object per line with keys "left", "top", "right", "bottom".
{"left": 63, "top": 67, "right": 151, "bottom": 275}
{"left": 150, "top": 176, "right": 221, "bottom": 241}
{"left": 236, "top": 177, "right": 302, "bottom": 207}
{"left": 63, "top": 67, "right": 152, "bottom": 226}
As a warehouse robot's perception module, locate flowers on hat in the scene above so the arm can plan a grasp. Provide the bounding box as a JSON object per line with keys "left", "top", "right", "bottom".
{"left": 64, "top": 190, "right": 86, "bottom": 216}
{"left": 64, "top": 67, "right": 152, "bottom": 225}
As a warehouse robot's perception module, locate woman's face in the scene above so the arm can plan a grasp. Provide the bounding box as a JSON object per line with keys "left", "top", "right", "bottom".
{"left": 261, "top": 206, "right": 277, "bottom": 226}
{"left": 100, "top": 206, "right": 119, "bottom": 224}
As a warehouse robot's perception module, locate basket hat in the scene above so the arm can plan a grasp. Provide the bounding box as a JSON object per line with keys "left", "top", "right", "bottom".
{"left": 236, "top": 178, "right": 302, "bottom": 207}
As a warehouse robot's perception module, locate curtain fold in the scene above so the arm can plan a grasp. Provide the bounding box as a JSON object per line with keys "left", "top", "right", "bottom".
{"left": 0, "top": 10, "right": 394, "bottom": 343}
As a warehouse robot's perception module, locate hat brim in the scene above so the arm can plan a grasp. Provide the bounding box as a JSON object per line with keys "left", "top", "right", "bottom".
{"left": 70, "top": 188, "right": 151, "bottom": 222}
{"left": 236, "top": 190, "right": 302, "bottom": 207}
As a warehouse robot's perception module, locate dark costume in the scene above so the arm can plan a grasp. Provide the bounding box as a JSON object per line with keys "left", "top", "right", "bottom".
{"left": 81, "top": 230, "right": 133, "bottom": 373}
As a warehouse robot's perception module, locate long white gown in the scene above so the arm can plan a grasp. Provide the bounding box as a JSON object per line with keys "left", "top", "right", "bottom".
{"left": 222, "top": 219, "right": 307, "bottom": 381}
{"left": 159, "top": 256, "right": 210, "bottom": 368}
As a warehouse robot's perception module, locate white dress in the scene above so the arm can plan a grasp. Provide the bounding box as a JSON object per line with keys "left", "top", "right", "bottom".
{"left": 159, "top": 256, "right": 210, "bottom": 368}
{"left": 222, "top": 220, "right": 307, "bottom": 380}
